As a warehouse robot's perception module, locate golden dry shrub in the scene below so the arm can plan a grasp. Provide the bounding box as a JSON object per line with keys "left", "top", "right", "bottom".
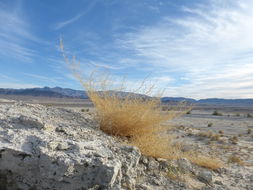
{"left": 87, "top": 86, "right": 186, "bottom": 159}
{"left": 60, "top": 40, "right": 223, "bottom": 170}
{"left": 89, "top": 91, "right": 176, "bottom": 137}
{"left": 228, "top": 155, "right": 244, "bottom": 165}
{"left": 60, "top": 39, "right": 184, "bottom": 147}
{"left": 131, "top": 132, "right": 184, "bottom": 159}
{"left": 188, "top": 155, "right": 223, "bottom": 170}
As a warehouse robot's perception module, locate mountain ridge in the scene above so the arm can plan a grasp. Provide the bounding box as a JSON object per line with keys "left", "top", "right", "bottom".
{"left": 0, "top": 86, "right": 253, "bottom": 105}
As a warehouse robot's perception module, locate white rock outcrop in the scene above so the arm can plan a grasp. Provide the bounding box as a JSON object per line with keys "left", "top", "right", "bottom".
{"left": 0, "top": 102, "right": 141, "bottom": 190}
{"left": 2, "top": 102, "right": 252, "bottom": 190}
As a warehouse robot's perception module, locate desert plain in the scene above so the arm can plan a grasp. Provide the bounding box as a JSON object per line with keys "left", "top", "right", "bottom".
{"left": 0, "top": 95, "right": 253, "bottom": 190}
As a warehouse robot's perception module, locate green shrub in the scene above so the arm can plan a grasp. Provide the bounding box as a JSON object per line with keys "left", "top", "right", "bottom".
{"left": 247, "top": 113, "right": 253, "bottom": 118}
{"left": 212, "top": 111, "right": 222, "bottom": 116}
{"left": 186, "top": 110, "right": 191, "bottom": 114}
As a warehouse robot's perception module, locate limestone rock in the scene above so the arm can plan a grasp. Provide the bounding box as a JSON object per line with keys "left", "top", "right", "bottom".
{"left": 1, "top": 102, "right": 253, "bottom": 190}
{"left": 0, "top": 103, "right": 140, "bottom": 190}
{"left": 198, "top": 170, "right": 213, "bottom": 185}
{"left": 177, "top": 158, "right": 194, "bottom": 173}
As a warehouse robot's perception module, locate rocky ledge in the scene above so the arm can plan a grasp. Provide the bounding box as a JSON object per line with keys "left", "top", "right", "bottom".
{"left": 0, "top": 102, "right": 253, "bottom": 190}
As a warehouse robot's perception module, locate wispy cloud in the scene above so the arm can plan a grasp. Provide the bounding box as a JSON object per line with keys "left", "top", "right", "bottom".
{"left": 116, "top": 0, "right": 253, "bottom": 98}
{"left": 54, "top": 0, "right": 98, "bottom": 30}
{"left": 0, "top": 39, "right": 37, "bottom": 62}
{"left": 89, "top": 60, "right": 124, "bottom": 70}
{"left": 0, "top": 74, "right": 18, "bottom": 81}
{"left": 0, "top": 83, "right": 40, "bottom": 89}
{"left": 55, "top": 13, "right": 83, "bottom": 30}
{"left": 0, "top": 3, "right": 40, "bottom": 62}
{"left": 23, "top": 73, "right": 64, "bottom": 84}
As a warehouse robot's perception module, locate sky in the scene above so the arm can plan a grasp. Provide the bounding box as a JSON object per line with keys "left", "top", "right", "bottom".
{"left": 1, "top": 0, "right": 253, "bottom": 99}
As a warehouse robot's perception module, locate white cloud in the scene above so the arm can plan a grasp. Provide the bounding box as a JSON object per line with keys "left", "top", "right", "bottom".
{"left": 0, "top": 83, "right": 40, "bottom": 89}
{"left": 55, "top": 13, "right": 83, "bottom": 30}
{"left": 152, "top": 76, "right": 174, "bottom": 85}
{"left": 54, "top": 1, "right": 98, "bottom": 30}
{"left": 23, "top": 73, "right": 64, "bottom": 84}
{"left": 0, "top": 74, "right": 17, "bottom": 81}
{"left": 89, "top": 60, "right": 124, "bottom": 70}
{"left": 0, "top": 74, "right": 37, "bottom": 91}
{"left": 117, "top": 0, "right": 253, "bottom": 98}
{"left": 0, "top": 4, "right": 41, "bottom": 62}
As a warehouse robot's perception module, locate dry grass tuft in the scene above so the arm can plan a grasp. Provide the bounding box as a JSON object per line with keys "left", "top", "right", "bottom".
{"left": 60, "top": 39, "right": 223, "bottom": 170}
{"left": 210, "top": 134, "right": 221, "bottom": 141}
{"left": 198, "top": 131, "right": 213, "bottom": 138}
{"left": 228, "top": 155, "right": 244, "bottom": 165}
{"left": 167, "top": 164, "right": 185, "bottom": 181}
{"left": 247, "top": 113, "right": 253, "bottom": 118}
{"left": 212, "top": 110, "right": 223, "bottom": 116}
{"left": 230, "top": 136, "right": 238, "bottom": 144}
{"left": 132, "top": 134, "right": 183, "bottom": 159}
{"left": 89, "top": 91, "right": 187, "bottom": 159}
{"left": 197, "top": 131, "right": 222, "bottom": 142}
{"left": 90, "top": 92, "right": 180, "bottom": 137}
{"left": 60, "top": 39, "right": 187, "bottom": 157}
{"left": 188, "top": 155, "right": 223, "bottom": 170}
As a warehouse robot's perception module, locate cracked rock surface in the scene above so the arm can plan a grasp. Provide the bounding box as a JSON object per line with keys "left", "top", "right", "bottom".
{"left": 0, "top": 102, "right": 141, "bottom": 190}
{"left": 1, "top": 102, "right": 253, "bottom": 190}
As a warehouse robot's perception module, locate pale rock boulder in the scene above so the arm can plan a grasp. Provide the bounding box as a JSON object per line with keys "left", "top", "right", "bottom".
{"left": 0, "top": 102, "right": 141, "bottom": 190}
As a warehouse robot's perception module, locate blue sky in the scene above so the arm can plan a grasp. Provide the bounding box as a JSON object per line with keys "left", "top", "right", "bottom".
{"left": 1, "top": 0, "right": 253, "bottom": 99}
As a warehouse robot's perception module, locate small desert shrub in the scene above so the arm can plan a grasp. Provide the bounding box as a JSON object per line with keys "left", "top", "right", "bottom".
{"left": 212, "top": 111, "right": 222, "bottom": 116}
{"left": 247, "top": 128, "right": 252, "bottom": 134}
{"left": 235, "top": 113, "right": 240, "bottom": 117}
{"left": 179, "top": 125, "right": 185, "bottom": 129}
{"left": 94, "top": 95, "right": 178, "bottom": 137}
{"left": 198, "top": 131, "right": 213, "bottom": 138}
{"left": 60, "top": 40, "right": 222, "bottom": 170}
{"left": 218, "top": 130, "right": 224, "bottom": 135}
{"left": 207, "top": 123, "right": 213, "bottom": 127}
{"left": 247, "top": 113, "right": 253, "bottom": 118}
{"left": 218, "top": 144, "right": 232, "bottom": 150}
{"left": 167, "top": 164, "right": 185, "bottom": 181}
{"left": 218, "top": 138, "right": 226, "bottom": 144}
{"left": 228, "top": 155, "right": 243, "bottom": 165}
{"left": 188, "top": 154, "right": 223, "bottom": 170}
{"left": 186, "top": 110, "right": 191, "bottom": 114}
{"left": 230, "top": 136, "right": 238, "bottom": 144}
{"left": 60, "top": 40, "right": 188, "bottom": 159}
{"left": 210, "top": 134, "right": 221, "bottom": 141}
{"left": 81, "top": 108, "right": 89, "bottom": 112}
{"left": 129, "top": 130, "right": 183, "bottom": 159}
{"left": 198, "top": 131, "right": 222, "bottom": 141}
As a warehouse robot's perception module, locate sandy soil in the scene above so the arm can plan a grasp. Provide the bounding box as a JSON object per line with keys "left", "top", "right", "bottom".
{"left": 169, "top": 108, "right": 253, "bottom": 166}
{"left": 1, "top": 96, "right": 253, "bottom": 189}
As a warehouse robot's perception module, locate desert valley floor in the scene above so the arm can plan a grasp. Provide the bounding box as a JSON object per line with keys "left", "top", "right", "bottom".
{"left": 0, "top": 96, "right": 253, "bottom": 190}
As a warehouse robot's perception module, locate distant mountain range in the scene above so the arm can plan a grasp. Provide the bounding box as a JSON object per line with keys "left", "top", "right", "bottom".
{"left": 161, "top": 97, "right": 253, "bottom": 106}
{"left": 0, "top": 86, "right": 88, "bottom": 99}
{"left": 0, "top": 86, "right": 253, "bottom": 106}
